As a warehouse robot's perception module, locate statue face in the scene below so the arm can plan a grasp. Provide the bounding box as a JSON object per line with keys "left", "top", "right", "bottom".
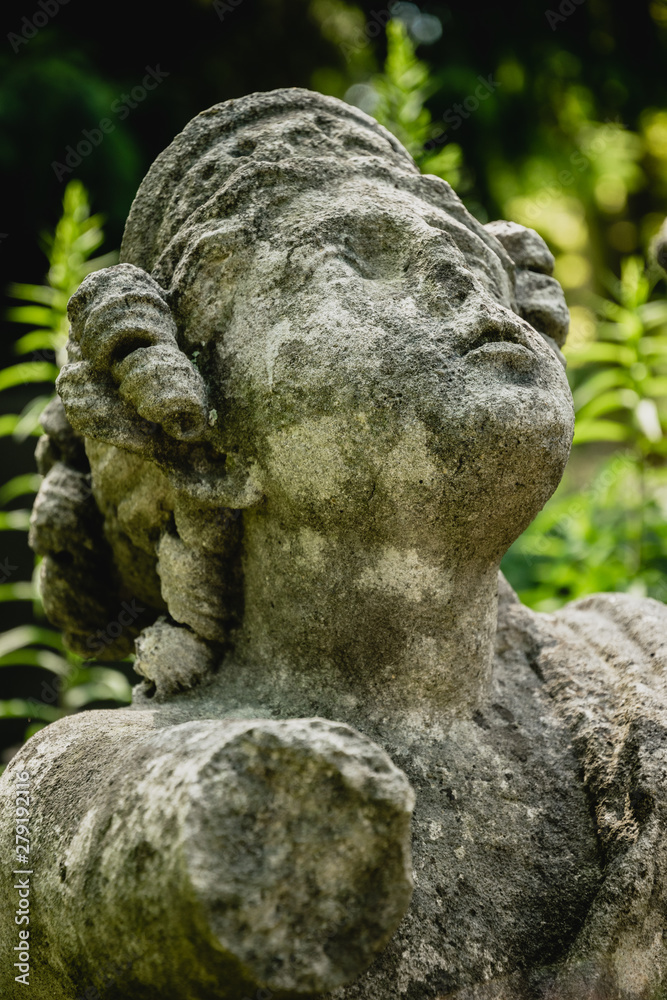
{"left": 193, "top": 177, "right": 574, "bottom": 558}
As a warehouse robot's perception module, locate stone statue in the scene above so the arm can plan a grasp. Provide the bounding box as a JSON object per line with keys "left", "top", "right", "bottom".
{"left": 1, "top": 89, "right": 666, "bottom": 1000}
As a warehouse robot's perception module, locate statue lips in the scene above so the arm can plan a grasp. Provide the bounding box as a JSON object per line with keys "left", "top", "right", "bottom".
{"left": 462, "top": 319, "right": 538, "bottom": 372}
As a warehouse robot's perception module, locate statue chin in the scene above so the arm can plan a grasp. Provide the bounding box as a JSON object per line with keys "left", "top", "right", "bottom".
{"left": 2, "top": 88, "right": 666, "bottom": 1000}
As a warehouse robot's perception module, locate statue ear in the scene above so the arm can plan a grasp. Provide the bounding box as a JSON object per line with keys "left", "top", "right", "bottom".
{"left": 58, "top": 262, "right": 265, "bottom": 510}
{"left": 485, "top": 220, "right": 569, "bottom": 364}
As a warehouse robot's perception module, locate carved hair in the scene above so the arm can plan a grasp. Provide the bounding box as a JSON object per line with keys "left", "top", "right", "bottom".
{"left": 119, "top": 89, "right": 511, "bottom": 296}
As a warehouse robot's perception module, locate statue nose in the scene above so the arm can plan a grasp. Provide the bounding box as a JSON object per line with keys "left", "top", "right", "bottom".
{"left": 458, "top": 304, "right": 535, "bottom": 356}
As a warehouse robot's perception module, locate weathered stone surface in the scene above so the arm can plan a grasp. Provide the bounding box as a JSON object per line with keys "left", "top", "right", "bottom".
{"left": 37, "top": 395, "right": 88, "bottom": 472}
{"left": 133, "top": 616, "right": 217, "bottom": 695}
{"left": 0, "top": 714, "right": 414, "bottom": 999}
{"left": 514, "top": 269, "right": 571, "bottom": 346}
{"left": 485, "top": 218, "right": 555, "bottom": 274}
{"left": 484, "top": 220, "right": 569, "bottom": 358}
{"left": 28, "top": 459, "right": 140, "bottom": 658}
{"left": 1, "top": 87, "right": 666, "bottom": 1000}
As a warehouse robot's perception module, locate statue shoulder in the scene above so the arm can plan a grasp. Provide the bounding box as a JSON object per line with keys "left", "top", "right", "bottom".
{"left": 497, "top": 572, "right": 667, "bottom": 694}
{"left": 497, "top": 574, "right": 667, "bottom": 996}
{"left": 545, "top": 589, "right": 667, "bottom": 709}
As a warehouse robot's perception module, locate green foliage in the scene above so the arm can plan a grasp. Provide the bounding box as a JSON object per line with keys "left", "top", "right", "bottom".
{"left": 501, "top": 454, "right": 667, "bottom": 611}
{"left": 502, "top": 254, "right": 667, "bottom": 609}
{"left": 367, "top": 20, "right": 465, "bottom": 189}
{"left": 308, "top": 0, "right": 378, "bottom": 98}
{"left": 369, "top": 20, "right": 435, "bottom": 156}
{"left": 567, "top": 256, "right": 667, "bottom": 454}
{"left": 0, "top": 181, "right": 129, "bottom": 762}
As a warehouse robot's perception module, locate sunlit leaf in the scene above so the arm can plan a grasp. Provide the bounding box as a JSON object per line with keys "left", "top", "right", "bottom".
{"left": 0, "top": 415, "right": 19, "bottom": 438}
{"left": 0, "top": 649, "right": 70, "bottom": 675}
{"left": 12, "top": 395, "right": 54, "bottom": 442}
{"left": 639, "top": 300, "right": 667, "bottom": 328}
{"left": 566, "top": 342, "right": 636, "bottom": 366}
{"left": 0, "top": 583, "right": 37, "bottom": 603}
{"left": 643, "top": 376, "right": 667, "bottom": 397}
{"left": 639, "top": 337, "right": 667, "bottom": 358}
{"left": 576, "top": 389, "right": 638, "bottom": 421}
{"left": 62, "top": 667, "right": 132, "bottom": 708}
{"left": 0, "top": 699, "right": 64, "bottom": 722}
{"left": 573, "top": 420, "right": 633, "bottom": 443}
{"left": 14, "top": 331, "right": 60, "bottom": 355}
{"left": 572, "top": 367, "right": 633, "bottom": 409}
{"left": 0, "top": 474, "right": 42, "bottom": 507}
{"left": 81, "top": 250, "right": 119, "bottom": 275}
{"left": 0, "top": 362, "right": 59, "bottom": 392}
{"left": 0, "top": 627, "right": 63, "bottom": 659}
{"left": 0, "top": 510, "right": 31, "bottom": 531}
{"left": 7, "top": 283, "right": 58, "bottom": 307}
{"left": 6, "top": 305, "right": 57, "bottom": 328}
{"left": 634, "top": 399, "right": 663, "bottom": 442}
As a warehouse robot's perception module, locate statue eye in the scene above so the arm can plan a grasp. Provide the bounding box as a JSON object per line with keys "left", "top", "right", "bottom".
{"left": 339, "top": 246, "right": 374, "bottom": 278}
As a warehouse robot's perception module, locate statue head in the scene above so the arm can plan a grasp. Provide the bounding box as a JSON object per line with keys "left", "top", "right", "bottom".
{"left": 126, "top": 88, "right": 573, "bottom": 540}
{"left": 54, "top": 89, "right": 574, "bottom": 659}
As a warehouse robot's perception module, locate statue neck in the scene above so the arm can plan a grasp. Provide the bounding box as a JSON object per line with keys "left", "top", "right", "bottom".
{"left": 227, "top": 510, "right": 500, "bottom": 727}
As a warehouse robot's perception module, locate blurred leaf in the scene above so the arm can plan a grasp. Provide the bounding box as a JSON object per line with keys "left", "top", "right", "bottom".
{"left": 0, "top": 474, "right": 43, "bottom": 506}
{"left": 62, "top": 667, "right": 132, "bottom": 708}
{"left": 635, "top": 399, "right": 663, "bottom": 441}
{"left": 503, "top": 456, "right": 667, "bottom": 610}
{"left": 0, "top": 627, "right": 63, "bottom": 658}
{"left": 0, "top": 583, "right": 37, "bottom": 603}
{"left": 1, "top": 179, "right": 132, "bottom": 755}
{"left": 567, "top": 342, "right": 636, "bottom": 366}
{"left": 0, "top": 511, "right": 31, "bottom": 531}
{"left": 0, "top": 700, "right": 64, "bottom": 722}
{"left": 24, "top": 722, "right": 48, "bottom": 740}
{"left": 644, "top": 377, "right": 667, "bottom": 396}
{"left": 0, "top": 416, "right": 20, "bottom": 438}
{"left": 573, "top": 420, "right": 633, "bottom": 443}
{"left": 0, "top": 362, "right": 60, "bottom": 392}
{"left": 14, "top": 332, "right": 60, "bottom": 355}
{"left": 6, "top": 305, "right": 57, "bottom": 327}
{"left": 7, "top": 283, "right": 59, "bottom": 307}
{"left": 12, "top": 395, "right": 53, "bottom": 442}
{"left": 0, "top": 649, "right": 70, "bottom": 675}
{"left": 577, "top": 389, "right": 639, "bottom": 421}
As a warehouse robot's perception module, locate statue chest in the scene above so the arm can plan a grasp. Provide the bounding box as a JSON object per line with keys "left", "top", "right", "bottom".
{"left": 329, "top": 662, "right": 602, "bottom": 999}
